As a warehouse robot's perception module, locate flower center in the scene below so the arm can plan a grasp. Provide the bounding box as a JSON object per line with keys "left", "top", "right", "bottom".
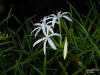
{"left": 46, "top": 36, "right": 49, "bottom": 39}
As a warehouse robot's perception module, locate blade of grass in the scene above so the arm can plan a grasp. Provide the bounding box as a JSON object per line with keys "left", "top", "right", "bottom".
{"left": 43, "top": 56, "right": 46, "bottom": 75}
{"left": 31, "top": 64, "right": 43, "bottom": 75}
{"left": 58, "top": 60, "right": 68, "bottom": 75}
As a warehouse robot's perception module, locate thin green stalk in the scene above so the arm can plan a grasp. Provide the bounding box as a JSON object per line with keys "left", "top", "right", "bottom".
{"left": 59, "top": 19, "right": 63, "bottom": 47}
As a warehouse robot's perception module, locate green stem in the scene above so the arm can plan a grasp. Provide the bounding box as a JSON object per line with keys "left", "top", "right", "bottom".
{"left": 59, "top": 19, "right": 62, "bottom": 47}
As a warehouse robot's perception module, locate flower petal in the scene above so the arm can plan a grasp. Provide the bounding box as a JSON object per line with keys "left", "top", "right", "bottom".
{"left": 31, "top": 27, "right": 40, "bottom": 34}
{"left": 48, "top": 38, "right": 57, "bottom": 50}
{"left": 49, "top": 33, "right": 62, "bottom": 39}
{"left": 47, "top": 25, "right": 54, "bottom": 33}
{"left": 47, "top": 21, "right": 59, "bottom": 25}
{"left": 46, "top": 26, "right": 50, "bottom": 36}
{"left": 41, "top": 16, "right": 47, "bottom": 22}
{"left": 62, "top": 16, "right": 73, "bottom": 22}
{"left": 57, "top": 12, "right": 61, "bottom": 18}
{"left": 47, "top": 16, "right": 54, "bottom": 20}
{"left": 41, "top": 16, "right": 54, "bottom": 23}
{"left": 33, "top": 37, "right": 46, "bottom": 47}
{"left": 47, "top": 21, "right": 52, "bottom": 25}
{"left": 49, "top": 27, "right": 54, "bottom": 33}
{"left": 61, "top": 12, "right": 71, "bottom": 16}
{"left": 34, "top": 23, "right": 42, "bottom": 26}
{"left": 63, "top": 37, "right": 68, "bottom": 60}
{"left": 43, "top": 40, "right": 47, "bottom": 55}
{"left": 52, "top": 17, "right": 57, "bottom": 27}
{"left": 42, "top": 26, "right": 46, "bottom": 36}
{"left": 49, "top": 14, "right": 56, "bottom": 17}
{"left": 35, "top": 28, "right": 41, "bottom": 37}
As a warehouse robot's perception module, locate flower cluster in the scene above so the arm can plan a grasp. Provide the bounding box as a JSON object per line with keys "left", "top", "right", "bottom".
{"left": 31, "top": 11, "right": 72, "bottom": 55}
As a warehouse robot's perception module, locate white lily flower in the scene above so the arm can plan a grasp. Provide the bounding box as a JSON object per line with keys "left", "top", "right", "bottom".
{"left": 33, "top": 27, "right": 62, "bottom": 55}
{"left": 41, "top": 16, "right": 53, "bottom": 23}
{"left": 48, "top": 12, "right": 72, "bottom": 27}
{"left": 31, "top": 22, "right": 46, "bottom": 37}
{"left": 48, "top": 14, "right": 58, "bottom": 27}
{"left": 41, "top": 16, "right": 54, "bottom": 34}
{"left": 31, "top": 21, "right": 54, "bottom": 37}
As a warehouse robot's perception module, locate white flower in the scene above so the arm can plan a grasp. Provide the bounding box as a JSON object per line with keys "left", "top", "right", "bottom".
{"left": 31, "top": 22, "right": 46, "bottom": 37}
{"left": 63, "top": 37, "right": 68, "bottom": 60}
{"left": 48, "top": 12, "right": 72, "bottom": 27}
{"left": 41, "top": 16, "right": 54, "bottom": 33}
{"left": 41, "top": 16, "right": 53, "bottom": 23}
{"left": 31, "top": 21, "right": 54, "bottom": 37}
{"left": 33, "top": 27, "right": 62, "bottom": 55}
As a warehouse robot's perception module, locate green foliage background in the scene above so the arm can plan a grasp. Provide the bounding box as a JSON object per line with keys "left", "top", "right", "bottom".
{"left": 0, "top": 0, "right": 100, "bottom": 75}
